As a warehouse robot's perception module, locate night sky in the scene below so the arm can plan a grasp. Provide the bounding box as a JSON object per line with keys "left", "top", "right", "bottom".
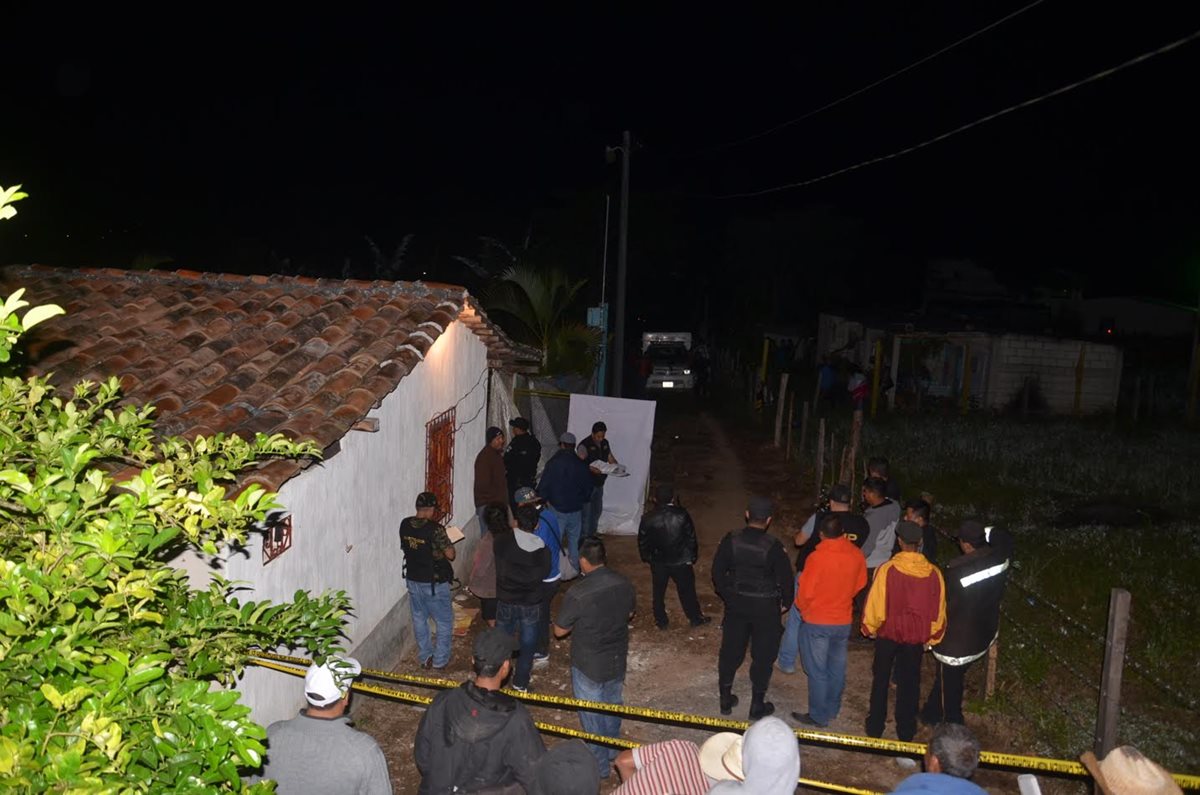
{"left": 5, "top": 5, "right": 1200, "bottom": 336}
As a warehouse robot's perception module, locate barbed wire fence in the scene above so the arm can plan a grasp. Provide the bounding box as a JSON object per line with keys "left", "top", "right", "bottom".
{"left": 989, "top": 573, "right": 1197, "bottom": 773}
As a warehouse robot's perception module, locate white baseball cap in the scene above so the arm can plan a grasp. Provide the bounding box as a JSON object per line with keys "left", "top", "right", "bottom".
{"left": 304, "top": 655, "right": 362, "bottom": 707}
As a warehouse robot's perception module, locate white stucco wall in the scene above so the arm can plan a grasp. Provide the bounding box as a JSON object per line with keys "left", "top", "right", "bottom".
{"left": 218, "top": 320, "right": 490, "bottom": 725}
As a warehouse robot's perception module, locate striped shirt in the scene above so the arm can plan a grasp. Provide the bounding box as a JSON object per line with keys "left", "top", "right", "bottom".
{"left": 615, "top": 740, "right": 709, "bottom": 795}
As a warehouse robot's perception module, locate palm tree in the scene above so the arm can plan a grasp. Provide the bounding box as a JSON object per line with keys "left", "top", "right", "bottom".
{"left": 486, "top": 265, "right": 600, "bottom": 377}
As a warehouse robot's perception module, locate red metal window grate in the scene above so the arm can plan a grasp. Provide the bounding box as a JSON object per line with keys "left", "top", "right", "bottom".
{"left": 425, "top": 407, "right": 456, "bottom": 525}
{"left": 263, "top": 513, "right": 293, "bottom": 565}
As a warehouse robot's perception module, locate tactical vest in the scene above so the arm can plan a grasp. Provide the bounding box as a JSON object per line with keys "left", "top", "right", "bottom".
{"left": 400, "top": 518, "right": 453, "bottom": 585}
{"left": 731, "top": 529, "right": 780, "bottom": 599}
{"left": 580, "top": 436, "right": 611, "bottom": 484}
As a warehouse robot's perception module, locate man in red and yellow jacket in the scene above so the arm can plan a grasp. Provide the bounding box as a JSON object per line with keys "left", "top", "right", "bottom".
{"left": 790, "top": 513, "right": 868, "bottom": 728}
{"left": 861, "top": 521, "right": 946, "bottom": 742}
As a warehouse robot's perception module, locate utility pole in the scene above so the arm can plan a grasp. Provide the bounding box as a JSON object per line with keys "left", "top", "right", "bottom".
{"left": 1188, "top": 284, "right": 1200, "bottom": 425}
{"left": 611, "top": 130, "right": 632, "bottom": 398}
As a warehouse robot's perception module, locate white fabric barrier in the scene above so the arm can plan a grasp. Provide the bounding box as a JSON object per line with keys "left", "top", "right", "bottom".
{"left": 568, "top": 394, "right": 656, "bottom": 536}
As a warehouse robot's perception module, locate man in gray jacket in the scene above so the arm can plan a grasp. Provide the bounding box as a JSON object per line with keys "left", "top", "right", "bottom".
{"left": 254, "top": 656, "right": 392, "bottom": 794}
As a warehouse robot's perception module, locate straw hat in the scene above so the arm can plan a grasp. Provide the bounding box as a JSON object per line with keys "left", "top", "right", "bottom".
{"left": 699, "top": 732, "right": 745, "bottom": 782}
{"left": 1082, "top": 747, "right": 1181, "bottom": 795}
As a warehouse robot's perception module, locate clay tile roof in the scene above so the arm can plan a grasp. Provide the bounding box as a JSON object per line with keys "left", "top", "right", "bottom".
{"left": 1, "top": 265, "right": 541, "bottom": 491}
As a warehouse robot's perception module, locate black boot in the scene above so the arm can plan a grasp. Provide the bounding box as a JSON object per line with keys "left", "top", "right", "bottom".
{"left": 719, "top": 684, "right": 739, "bottom": 716}
{"left": 749, "top": 691, "right": 775, "bottom": 720}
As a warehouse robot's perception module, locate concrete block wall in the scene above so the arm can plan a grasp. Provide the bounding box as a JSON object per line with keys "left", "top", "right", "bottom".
{"left": 986, "top": 334, "right": 1122, "bottom": 413}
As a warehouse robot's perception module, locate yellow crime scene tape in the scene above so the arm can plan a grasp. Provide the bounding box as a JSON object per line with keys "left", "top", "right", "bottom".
{"left": 253, "top": 658, "right": 876, "bottom": 795}
{"left": 250, "top": 653, "right": 1200, "bottom": 790}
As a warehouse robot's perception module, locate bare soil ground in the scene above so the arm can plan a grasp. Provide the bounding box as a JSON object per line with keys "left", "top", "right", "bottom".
{"left": 351, "top": 400, "right": 1076, "bottom": 794}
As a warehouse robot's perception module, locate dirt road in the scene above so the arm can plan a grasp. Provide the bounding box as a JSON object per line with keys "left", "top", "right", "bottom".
{"left": 354, "top": 402, "right": 1035, "bottom": 793}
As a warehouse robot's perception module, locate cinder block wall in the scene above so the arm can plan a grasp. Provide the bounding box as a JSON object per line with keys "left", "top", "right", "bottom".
{"left": 986, "top": 334, "right": 1123, "bottom": 414}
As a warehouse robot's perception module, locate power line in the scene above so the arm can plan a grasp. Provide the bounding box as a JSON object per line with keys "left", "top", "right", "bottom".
{"left": 705, "top": 27, "right": 1200, "bottom": 199}
{"left": 690, "top": 0, "right": 1047, "bottom": 157}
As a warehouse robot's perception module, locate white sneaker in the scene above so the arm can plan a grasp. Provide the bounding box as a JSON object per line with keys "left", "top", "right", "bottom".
{"left": 532, "top": 654, "right": 550, "bottom": 667}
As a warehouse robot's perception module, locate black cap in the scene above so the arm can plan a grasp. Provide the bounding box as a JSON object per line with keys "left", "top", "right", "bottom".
{"left": 485, "top": 426, "right": 504, "bottom": 443}
{"left": 473, "top": 627, "right": 520, "bottom": 666}
{"left": 509, "top": 417, "right": 530, "bottom": 431}
{"left": 896, "top": 520, "right": 924, "bottom": 544}
{"left": 747, "top": 495, "right": 774, "bottom": 521}
{"left": 592, "top": 421, "right": 607, "bottom": 433}
{"left": 828, "top": 484, "right": 852, "bottom": 504}
{"left": 528, "top": 740, "right": 602, "bottom": 795}
{"left": 956, "top": 520, "right": 988, "bottom": 545}
{"left": 415, "top": 492, "right": 438, "bottom": 509}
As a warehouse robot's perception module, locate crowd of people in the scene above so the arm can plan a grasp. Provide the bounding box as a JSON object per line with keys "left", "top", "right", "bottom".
{"left": 254, "top": 424, "right": 1182, "bottom": 794}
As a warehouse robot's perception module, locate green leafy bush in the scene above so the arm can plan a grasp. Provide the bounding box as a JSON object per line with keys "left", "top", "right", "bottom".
{"left": 0, "top": 190, "right": 352, "bottom": 791}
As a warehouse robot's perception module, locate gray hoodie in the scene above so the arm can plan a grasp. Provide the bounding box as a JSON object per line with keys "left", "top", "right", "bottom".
{"left": 862, "top": 499, "right": 901, "bottom": 569}
{"left": 708, "top": 717, "right": 800, "bottom": 795}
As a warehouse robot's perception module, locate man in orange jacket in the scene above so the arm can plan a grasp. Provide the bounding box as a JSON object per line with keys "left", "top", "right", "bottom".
{"left": 790, "top": 513, "right": 868, "bottom": 728}
{"left": 862, "top": 521, "right": 946, "bottom": 741}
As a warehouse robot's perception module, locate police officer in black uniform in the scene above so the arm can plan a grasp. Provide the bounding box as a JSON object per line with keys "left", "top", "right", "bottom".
{"left": 400, "top": 492, "right": 457, "bottom": 669}
{"left": 711, "top": 496, "right": 795, "bottom": 719}
{"left": 503, "top": 416, "right": 541, "bottom": 507}
{"left": 921, "top": 519, "right": 1013, "bottom": 725}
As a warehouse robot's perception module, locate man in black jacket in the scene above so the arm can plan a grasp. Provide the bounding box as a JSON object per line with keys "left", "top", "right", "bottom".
{"left": 415, "top": 627, "right": 545, "bottom": 794}
{"left": 495, "top": 504, "right": 551, "bottom": 692}
{"left": 638, "top": 485, "right": 710, "bottom": 629}
{"left": 711, "top": 496, "right": 795, "bottom": 719}
{"left": 920, "top": 519, "right": 1013, "bottom": 726}
{"left": 504, "top": 416, "right": 541, "bottom": 507}
{"left": 896, "top": 499, "right": 939, "bottom": 563}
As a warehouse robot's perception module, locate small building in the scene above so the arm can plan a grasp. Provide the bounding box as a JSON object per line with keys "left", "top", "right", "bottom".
{"left": 818, "top": 312, "right": 1123, "bottom": 414}
{"left": 2, "top": 265, "right": 539, "bottom": 724}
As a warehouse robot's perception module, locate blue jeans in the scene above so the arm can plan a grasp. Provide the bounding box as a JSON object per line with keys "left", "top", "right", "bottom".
{"left": 476, "top": 505, "right": 489, "bottom": 536}
{"left": 407, "top": 579, "right": 453, "bottom": 668}
{"left": 777, "top": 603, "right": 802, "bottom": 672}
{"left": 798, "top": 622, "right": 851, "bottom": 725}
{"left": 551, "top": 507, "right": 583, "bottom": 570}
{"left": 582, "top": 485, "right": 604, "bottom": 538}
{"left": 497, "top": 601, "right": 540, "bottom": 689}
{"left": 571, "top": 667, "right": 624, "bottom": 778}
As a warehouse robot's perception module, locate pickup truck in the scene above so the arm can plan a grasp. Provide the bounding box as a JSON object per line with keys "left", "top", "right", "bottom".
{"left": 642, "top": 332, "right": 694, "bottom": 391}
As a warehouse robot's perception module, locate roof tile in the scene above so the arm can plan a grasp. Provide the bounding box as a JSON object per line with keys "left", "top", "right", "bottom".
{"left": 3, "top": 265, "right": 538, "bottom": 491}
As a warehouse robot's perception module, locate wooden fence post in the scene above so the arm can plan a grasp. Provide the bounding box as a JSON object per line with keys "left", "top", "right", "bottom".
{"left": 799, "top": 400, "right": 810, "bottom": 456}
{"left": 1095, "top": 588, "right": 1131, "bottom": 758}
{"left": 845, "top": 409, "right": 863, "bottom": 492}
{"left": 785, "top": 396, "right": 795, "bottom": 461}
{"left": 815, "top": 419, "right": 826, "bottom": 491}
{"left": 870, "top": 339, "right": 883, "bottom": 418}
{"left": 774, "top": 373, "right": 790, "bottom": 447}
{"left": 985, "top": 637, "right": 999, "bottom": 701}
{"left": 960, "top": 344, "right": 973, "bottom": 416}
{"left": 1080, "top": 345, "right": 1089, "bottom": 417}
